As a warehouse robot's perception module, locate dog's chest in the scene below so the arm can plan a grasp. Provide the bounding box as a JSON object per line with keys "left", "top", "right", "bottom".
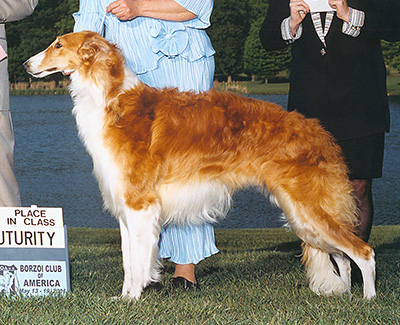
{"left": 72, "top": 98, "right": 122, "bottom": 213}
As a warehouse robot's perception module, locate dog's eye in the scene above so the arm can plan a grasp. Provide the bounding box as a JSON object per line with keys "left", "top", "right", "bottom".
{"left": 55, "top": 42, "right": 62, "bottom": 49}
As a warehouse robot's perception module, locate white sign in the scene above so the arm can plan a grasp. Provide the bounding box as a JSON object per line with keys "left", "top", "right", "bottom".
{"left": 0, "top": 206, "right": 64, "bottom": 228}
{"left": 0, "top": 261, "right": 68, "bottom": 296}
{"left": 0, "top": 227, "right": 65, "bottom": 248}
{"left": 304, "top": 0, "right": 335, "bottom": 12}
{"left": 0, "top": 206, "right": 70, "bottom": 297}
{"left": 0, "top": 206, "right": 65, "bottom": 248}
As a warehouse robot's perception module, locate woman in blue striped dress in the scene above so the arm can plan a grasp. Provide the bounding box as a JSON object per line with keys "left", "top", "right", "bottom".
{"left": 74, "top": 0, "right": 218, "bottom": 289}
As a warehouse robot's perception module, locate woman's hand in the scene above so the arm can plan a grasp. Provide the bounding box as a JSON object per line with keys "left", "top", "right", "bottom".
{"left": 107, "top": 0, "right": 138, "bottom": 21}
{"left": 289, "top": 0, "right": 310, "bottom": 36}
{"left": 106, "top": 0, "right": 196, "bottom": 22}
{"left": 329, "top": 0, "right": 350, "bottom": 22}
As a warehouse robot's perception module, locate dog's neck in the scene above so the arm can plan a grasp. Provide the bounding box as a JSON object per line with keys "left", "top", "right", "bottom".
{"left": 69, "top": 62, "right": 140, "bottom": 110}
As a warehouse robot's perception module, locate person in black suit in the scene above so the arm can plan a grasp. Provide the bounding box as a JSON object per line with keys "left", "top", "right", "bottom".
{"left": 259, "top": 0, "right": 400, "bottom": 242}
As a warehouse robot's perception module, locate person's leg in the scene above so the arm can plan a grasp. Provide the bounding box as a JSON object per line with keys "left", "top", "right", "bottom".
{"left": 350, "top": 179, "right": 374, "bottom": 283}
{"left": 142, "top": 57, "right": 217, "bottom": 287}
{"left": 159, "top": 222, "right": 219, "bottom": 286}
{"left": 0, "top": 47, "right": 21, "bottom": 207}
{"left": 335, "top": 134, "right": 384, "bottom": 284}
{"left": 0, "top": 111, "right": 21, "bottom": 207}
{"left": 352, "top": 179, "right": 373, "bottom": 242}
{"left": 338, "top": 134, "right": 384, "bottom": 243}
{"left": 173, "top": 263, "right": 196, "bottom": 284}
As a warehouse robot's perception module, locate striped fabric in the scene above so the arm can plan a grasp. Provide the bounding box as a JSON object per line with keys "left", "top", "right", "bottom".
{"left": 281, "top": 17, "right": 303, "bottom": 43}
{"left": 74, "top": 0, "right": 219, "bottom": 264}
{"left": 73, "top": 0, "right": 215, "bottom": 77}
{"left": 342, "top": 8, "right": 365, "bottom": 37}
{"left": 159, "top": 222, "right": 218, "bottom": 265}
{"left": 175, "top": 0, "right": 213, "bottom": 25}
{"left": 311, "top": 11, "right": 334, "bottom": 48}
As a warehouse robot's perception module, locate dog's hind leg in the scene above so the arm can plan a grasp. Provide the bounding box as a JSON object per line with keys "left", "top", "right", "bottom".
{"left": 339, "top": 246, "right": 376, "bottom": 299}
{"left": 119, "top": 204, "right": 162, "bottom": 299}
{"left": 302, "top": 224, "right": 376, "bottom": 299}
{"left": 301, "top": 244, "right": 351, "bottom": 296}
{"left": 301, "top": 225, "right": 376, "bottom": 299}
{"left": 271, "top": 186, "right": 375, "bottom": 299}
{"left": 330, "top": 252, "right": 351, "bottom": 289}
{"left": 297, "top": 218, "right": 375, "bottom": 299}
{"left": 270, "top": 189, "right": 352, "bottom": 296}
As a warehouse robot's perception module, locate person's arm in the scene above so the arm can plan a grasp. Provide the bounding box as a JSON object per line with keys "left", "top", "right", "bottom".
{"left": 107, "top": 0, "right": 196, "bottom": 22}
{"left": 281, "top": 17, "right": 303, "bottom": 43}
{"left": 260, "top": 0, "right": 309, "bottom": 51}
{"left": 328, "top": 0, "right": 350, "bottom": 22}
{"left": 341, "top": 7, "right": 364, "bottom": 37}
{"left": 326, "top": 0, "right": 363, "bottom": 37}
{"left": 333, "top": 0, "right": 400, "bottom": 41}
{"left": 288, "top": 0, "right": 310, "bottom": 36}
{"left": 73, "top": 0, "right": 104, "bottom": 33}
{"left": 0, "top": 0, "right": 38, "bottom": 23}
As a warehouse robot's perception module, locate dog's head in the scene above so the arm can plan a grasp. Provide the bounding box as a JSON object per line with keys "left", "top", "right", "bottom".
{"left": 24, "top": 31, "right": 124, "bottom": 78}
{"left": 0, "top": 270, "right": 15, "bottom": 287}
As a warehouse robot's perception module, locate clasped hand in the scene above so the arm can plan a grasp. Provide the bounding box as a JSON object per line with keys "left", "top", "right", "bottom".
{"left": 107, "top": 0, "right": 138, "bottom": 21}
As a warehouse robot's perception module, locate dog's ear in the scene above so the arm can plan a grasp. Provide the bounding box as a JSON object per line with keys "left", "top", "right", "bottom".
{"left": 78, "top": 35, "right": 111, "bottom": 62}
{"left": 78, "top": 38, "right": 101, "bottom": 62}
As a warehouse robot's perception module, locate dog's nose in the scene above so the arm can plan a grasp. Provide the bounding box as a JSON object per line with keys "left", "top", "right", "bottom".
{"left": 23, "top": 60, "right": 30, "bottom": 71}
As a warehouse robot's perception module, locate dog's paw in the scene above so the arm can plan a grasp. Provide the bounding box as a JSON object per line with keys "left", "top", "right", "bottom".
{"left": 112, "top": 291, "right": 141, "bottom": 301}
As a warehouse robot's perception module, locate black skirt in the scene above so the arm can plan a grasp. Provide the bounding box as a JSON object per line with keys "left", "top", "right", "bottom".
{"left": 337, "top": 133, "right": 385, "bottom": 180}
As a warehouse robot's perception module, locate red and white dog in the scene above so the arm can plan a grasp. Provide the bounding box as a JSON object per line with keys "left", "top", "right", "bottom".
{"left": 24, "top": 31, "right": 376, "bottom": 300}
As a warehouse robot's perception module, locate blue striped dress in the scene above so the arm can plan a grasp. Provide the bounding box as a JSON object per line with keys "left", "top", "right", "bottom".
{"left": 74, "top": 0, "right": 218, "bottom": 264}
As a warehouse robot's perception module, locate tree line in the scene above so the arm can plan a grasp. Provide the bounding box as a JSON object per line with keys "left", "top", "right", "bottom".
{"left": 7, "top": 0, "right": 400, "bottom": 84}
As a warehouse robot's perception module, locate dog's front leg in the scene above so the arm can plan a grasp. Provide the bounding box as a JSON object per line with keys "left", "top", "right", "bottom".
{"left": 119, "top": 220, "right": 133, "bottom": 297}
{"left": 119, "top": 205, "right": 162, "bottom": 299}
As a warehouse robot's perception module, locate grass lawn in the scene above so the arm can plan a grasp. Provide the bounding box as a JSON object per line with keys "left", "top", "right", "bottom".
{"left": 386, "top": 73, "right": 400, "bottom": 96}
{"left": 1, "top": 225, "right": 399, "bottom": 324}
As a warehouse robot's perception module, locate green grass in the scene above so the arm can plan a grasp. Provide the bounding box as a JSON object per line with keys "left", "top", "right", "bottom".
{"left": 386, "top": 73, "right": 400, "bottom": 96}
{"left": 247, "top": 72, "right": 400, "bottom": 96}
{"left": 1, "top": 226, "right": 399, "bottom": 324}
{"left": 215, "top": 73, "right": 400, "bottom": 96}
{"left": 245, "top": 81, "right": 290, "bottom": 95}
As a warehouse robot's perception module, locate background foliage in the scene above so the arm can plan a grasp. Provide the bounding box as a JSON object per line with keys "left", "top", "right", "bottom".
{"left": 6, "top": 0, "right": 400, "bottom": 83}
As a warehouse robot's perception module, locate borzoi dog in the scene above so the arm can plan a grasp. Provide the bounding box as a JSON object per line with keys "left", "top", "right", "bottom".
{"left": 24, "top": 31, "right": 376, "bottom": 300}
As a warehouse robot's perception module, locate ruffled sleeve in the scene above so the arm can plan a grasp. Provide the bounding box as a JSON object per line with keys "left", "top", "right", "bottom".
{"left": 174, "top": 0, "right": 213, "bottom": 28}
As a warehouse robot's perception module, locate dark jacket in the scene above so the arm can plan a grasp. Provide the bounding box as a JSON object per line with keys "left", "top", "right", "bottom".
{"left": 260, "top": 0, "right": 400, "bottom": 140}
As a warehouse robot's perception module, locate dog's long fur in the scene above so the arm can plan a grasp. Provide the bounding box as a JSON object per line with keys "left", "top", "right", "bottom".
{"left": 24, "top": 31, "right": 376, "bottom": 299}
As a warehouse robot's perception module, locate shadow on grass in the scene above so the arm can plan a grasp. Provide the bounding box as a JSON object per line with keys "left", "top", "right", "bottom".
{"left": 272, "top": 240, "right": 302, "bottom": 252}
{"left": 374, "top": 233, "right": 400, "bottom": 252}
